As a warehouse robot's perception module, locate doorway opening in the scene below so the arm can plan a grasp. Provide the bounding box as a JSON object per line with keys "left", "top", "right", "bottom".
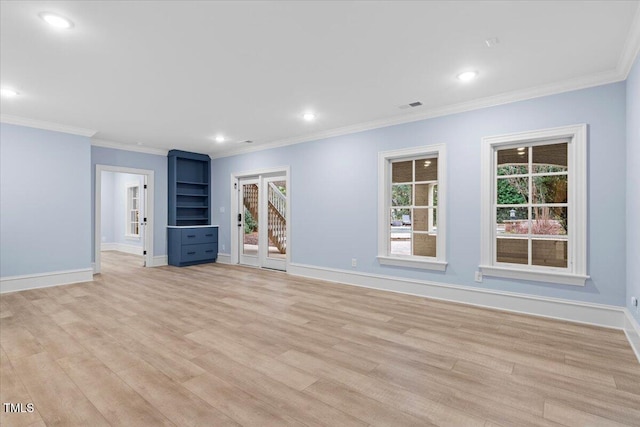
{"left": 94, "top": 165, "right": 154, "bottom": 274}
{"left": 231, "top": 168, "right": 289, "bottom": 271}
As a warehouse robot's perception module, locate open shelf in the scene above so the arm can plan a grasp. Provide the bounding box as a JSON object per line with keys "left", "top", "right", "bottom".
{"left": 169, "top": 150, "right": 211, "bottom": 227}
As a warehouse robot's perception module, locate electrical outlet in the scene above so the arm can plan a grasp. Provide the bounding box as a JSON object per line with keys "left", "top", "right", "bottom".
{"left": 474, "top": 271, "right": 483, "bottom": 282}
{"left": 220, "top": 207, "right": 225, "bottom": 213}
{"left": 632, "top": 296, "right": 638, "bottom": 313}
{"left": 351, "top": 258, "right": 357, "bottom": 268}
{"left": 222, "top": 244, "right": 225, "bottom": 251}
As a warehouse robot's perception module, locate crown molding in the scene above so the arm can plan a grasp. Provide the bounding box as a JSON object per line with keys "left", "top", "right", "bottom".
{"left": 0, "top": 114, "right": 96, "bottom": 137}
{"left": 91, "top": 138, "right": 168, "bottom": 156}
{"left": 618, "top": 4, "right": 640, "bottom": 79}
{"left": 211, "top": 68, "right": 623, "bottom": 159}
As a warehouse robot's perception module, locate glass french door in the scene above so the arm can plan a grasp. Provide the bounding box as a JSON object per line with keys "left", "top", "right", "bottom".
{"left": 237, "top": 174, "right": 287, "bottom": 271}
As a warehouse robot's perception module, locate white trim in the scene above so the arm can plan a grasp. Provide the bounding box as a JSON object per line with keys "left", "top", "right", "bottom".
{"left": 91, "top": 138, "right": 168, "bottom": 156}
{"left": 479, "top": 265, "right": 588, "bottom": 287}
{"left": 377, "top": 256, "right": 447, "bottom": 271}
{"left": 619, "top": 5, "right": 640, "bottom": 79}
{"left": 100, "top": 243, "right": 144, "bottom": 256}
{"left": 0, "top": 114, "right": 96, "bottom": 137}
{"left": 377, "top": 144, "right": 447, "bottom": 270}
{"left": 1, "top": 268, "right": 93, "bottom": 294}
{"left": 288, "top": 262, "right": 625, "bottom": 330}
{"left": 95, "top": 165, "right": 155, "bottom": 274}
{"left": 480, "top": 124, "right": 588, "bottom": 286}
{"left": 148, "top": 255, "right": 168, "bottom": 267}
{"left": 210, "top": 70, "right": 622, "bottom": 160}
{"left": 216, "top": 253, "right": 232, "bottom": 264}
{"left": 624, "top": 309, "right": 640, "bottom": 363}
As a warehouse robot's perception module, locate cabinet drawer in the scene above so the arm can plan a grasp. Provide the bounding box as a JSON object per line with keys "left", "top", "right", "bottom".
{"left": 181, "top": 228, "right": 218, "bottom": 245}
{"left": 180, "top": 243, "right": 217, "bottom": 262}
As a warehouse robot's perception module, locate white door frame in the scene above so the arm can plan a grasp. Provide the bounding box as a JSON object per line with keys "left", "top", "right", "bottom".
{"left": 94, "top": 165, "right": 155, "bottom": 274}
{"left": 230, "top": 166, "right": 290, "bottom": 269}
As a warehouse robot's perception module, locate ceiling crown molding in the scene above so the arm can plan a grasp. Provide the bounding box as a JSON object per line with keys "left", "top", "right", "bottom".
{"left": 0, "top": 114, "right": 97, "bottom": 137}
{"left": 91, "top": 138, "right": 168, "bottom": 156}
{"left": 211, "top": 68, "right": 623, "bottom": 159}
{"left": 618, "top": 4, "right": 640, "bottom": 79}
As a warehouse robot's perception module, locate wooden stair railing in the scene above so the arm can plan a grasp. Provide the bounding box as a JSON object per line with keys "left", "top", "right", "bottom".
{"left": 243, "top": 183, "right": 286, "bottom": 254}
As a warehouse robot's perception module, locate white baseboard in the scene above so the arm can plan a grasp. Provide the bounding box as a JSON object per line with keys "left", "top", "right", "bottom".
{"left": 0, "top": 268, "right": 94, "bottom": 293}
{"left": 148, "top": 255, "right": 168, "bottom": 267}
{"left": 624, "top": 309, "right": 640, "bottom": 363}
{"left": 216, "top": 253, "right": 231, "bottom": 264}
{"left": 101, "top": 242, "right": 143, "bottom": 255}
{"left": 288, "top": 263, "right": 625, "bottom": 330}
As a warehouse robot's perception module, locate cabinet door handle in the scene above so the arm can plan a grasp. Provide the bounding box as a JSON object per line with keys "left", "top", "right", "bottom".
{"left": 187, "top": 235, "right": 196, "bottom": 238}
{"left": 205, "top": 250, "right": 213, "bottom": 253}
{"left": 205, "top": 233, "right": 213, "bottom": 237}
{"left": 187, "top": 251, "right": 196, "bottom": 255}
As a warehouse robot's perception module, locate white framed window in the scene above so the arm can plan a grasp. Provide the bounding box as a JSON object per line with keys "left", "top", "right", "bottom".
{"left": 125, "top": 183, "right": 140, "bottom": 238}
{"left": 378, "top": 144, "right": 447, "bottom": 271}
{"left": 479, "top": 124, "right": 588, "bottom": 286}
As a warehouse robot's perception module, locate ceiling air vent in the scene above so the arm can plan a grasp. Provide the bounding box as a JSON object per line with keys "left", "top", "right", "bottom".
{"left": 240, "top": 140, "right": 253, "bottom": 144}
{"left": 398, "top": 101, "right": 423, "bottom": 109}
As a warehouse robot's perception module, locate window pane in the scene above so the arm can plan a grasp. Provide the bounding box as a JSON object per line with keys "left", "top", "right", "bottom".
{"left": 532, "top": 239, "right": 567, "bottom": 268}
{"left": 391, "top": 184, "right": 412, "bottom": 207}
{"left": 415, "top": 184, "right": 431, "bottom": 206}
{"left": 413, "top": 208, "right": 428, "bottom": 231}
{"left": 497, "top": 177, "right": 528, "bottom": 204}
{"left": 497, "top": 238, "right": 528, "bottom": 264}
{"left": 392, "top": 161, "right": 412, "bottom": 183}
{"left": 414, "top": 233, "right": 436, "bottom": 257}
{"left": 533, "top": 143, "right": 567, "bottom": 173}
{"left": 390, "top": 208, "right": 410, "bottom": 226}
{"left": 532, "top": 175, "right": 567, "bottom": 204}
{"left": 497, "top": 207, "right": 528, "bottom": 235}
{"left": 532, "top": 207, "right": 567, "bottom": 235}
{"left": 497, "top": 147, "right": 528, "bottom": 175}
{"left": 390, "top": 217, "right": 411, "bottom": 255}
{"left": 415, "top": 158, "right": 437, "bottom": 181}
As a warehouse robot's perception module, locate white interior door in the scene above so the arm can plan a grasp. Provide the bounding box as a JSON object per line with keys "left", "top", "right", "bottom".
{"left": 261, "top": 176, "right": 287, "bottom": 271}
{"left": 236, "top": 173, "right": 288, "bottom": 271}
{"left": 238, "top": 177, "right": 260, "bottom": 267}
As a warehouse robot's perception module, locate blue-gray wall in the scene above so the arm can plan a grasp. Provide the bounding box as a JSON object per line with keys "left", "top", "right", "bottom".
{"left": 0, "top": 123, "right": 92, "bottom": 277}
{"left": 91, "top": 146, "right": 168, "bottom": 259}
{"left": 100, "top": 171, "right": 116, "bottom": 245}
{"left": 212, "top": 82, "right": 627, "bottom": 306}
{"left": 627, "top": 55, "right": 640, "bottom": 324}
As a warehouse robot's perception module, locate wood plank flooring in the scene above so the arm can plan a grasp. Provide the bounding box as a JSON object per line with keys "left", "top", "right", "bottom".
{"left": 1, "top": 251, "right": 639, "bottom": 426}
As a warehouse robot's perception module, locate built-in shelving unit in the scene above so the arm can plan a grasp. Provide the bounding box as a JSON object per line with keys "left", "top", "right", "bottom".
{"left": 168, "top": 150, "right": 211, "bottom": 226}
{"left": 168, "top": 150, "right": 217, "bottom": 266}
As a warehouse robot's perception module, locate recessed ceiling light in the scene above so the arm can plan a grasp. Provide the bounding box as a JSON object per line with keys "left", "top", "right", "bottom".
{"left": 39, "top": 12, "right": 74, "bottom": 29}
{"left": 457, "top": 71, "right": 478, "bottom": 82}
{"left": 215, "top": 135, "right": 225, "bottom": 143}
{"left": 517, "top": 147, "right": 526, "bottom": 151}
{"left": 303, "top": 112, "right": 316, "bottom": 122}
{"left": 0, "top": 88, "right": 19, "bottom": 98}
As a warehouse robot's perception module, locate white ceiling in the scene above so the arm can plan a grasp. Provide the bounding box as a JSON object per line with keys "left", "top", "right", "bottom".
{"left": 1, "top": 1, "right": 639, "bottom": 157}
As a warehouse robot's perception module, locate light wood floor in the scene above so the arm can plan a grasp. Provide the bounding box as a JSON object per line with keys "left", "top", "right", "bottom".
{"left": 1, "top": 251, "right": 639, "bottom": 427}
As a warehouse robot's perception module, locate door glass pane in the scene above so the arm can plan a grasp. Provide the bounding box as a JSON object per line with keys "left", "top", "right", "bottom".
{"left": 267, "top": 180, "right": 287, "bottom": 260}
{"left": 497, "top": 147, "right": 528, "bottom": 175}
{"left": 532, "top": 239, "right": 567, "bottom": 268}
{"left": 391, "top": 184, "right": 412, "bottom": 207}
{"left": 242, "top": 183, "right": 259, "bottom": 256}
{"left": 497, "top": 238, "right": 528, "bottom": 264}
{"left": 414, "top": 184, "right": 430, "bottom": 206}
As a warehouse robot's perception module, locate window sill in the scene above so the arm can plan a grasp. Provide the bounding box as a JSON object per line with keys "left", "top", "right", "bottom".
{"left": 479, "top": 265, "right": 588, "bottom": 286}
{"left": 378, "top": 256, "right": 447, "bottom": 271}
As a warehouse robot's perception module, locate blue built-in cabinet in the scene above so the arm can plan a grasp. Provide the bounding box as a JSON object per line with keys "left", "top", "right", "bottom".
{"left": 168, "top": 150, "right": 218, "bottom": 266}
